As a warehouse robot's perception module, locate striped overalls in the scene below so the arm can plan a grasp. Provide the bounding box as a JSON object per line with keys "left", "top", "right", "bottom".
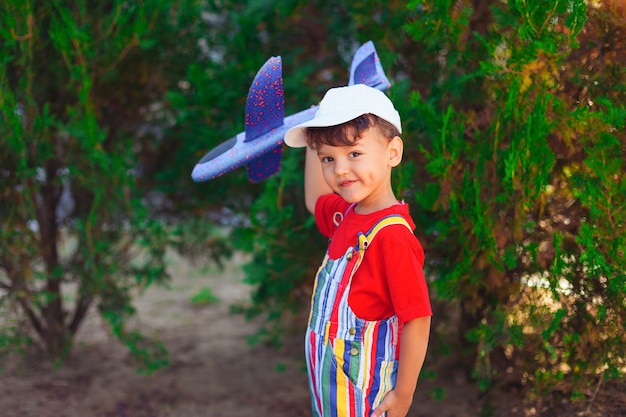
{"left": 305, "top": 214, "right": 412, "bottom": 417}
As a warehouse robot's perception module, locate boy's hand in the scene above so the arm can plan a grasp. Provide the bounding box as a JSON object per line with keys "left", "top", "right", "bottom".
{"left": 370, "top": 389, "right": 412, "bottom": 417}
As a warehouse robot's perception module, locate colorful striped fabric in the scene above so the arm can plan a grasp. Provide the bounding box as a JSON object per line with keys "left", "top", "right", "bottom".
{"left": 305, "top": 215, "right": 412, "bottom": 417}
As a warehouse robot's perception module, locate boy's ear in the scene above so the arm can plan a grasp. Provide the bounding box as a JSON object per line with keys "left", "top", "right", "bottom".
{"left": 388, "top": 136, "right": 403, "bottom": 167}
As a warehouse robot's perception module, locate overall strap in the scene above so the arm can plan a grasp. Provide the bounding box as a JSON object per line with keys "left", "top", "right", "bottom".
{"left": 356, "top": 214, "right": 412, "bottom": 252}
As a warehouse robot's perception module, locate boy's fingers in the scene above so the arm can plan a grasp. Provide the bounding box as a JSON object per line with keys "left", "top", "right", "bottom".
{"left": 370, "top": 403, "right": 387, "bottom": 417}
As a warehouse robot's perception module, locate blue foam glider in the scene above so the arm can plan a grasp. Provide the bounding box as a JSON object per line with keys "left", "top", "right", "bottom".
{"left": 191, "top": 40, "right": 391, "bottom": 183}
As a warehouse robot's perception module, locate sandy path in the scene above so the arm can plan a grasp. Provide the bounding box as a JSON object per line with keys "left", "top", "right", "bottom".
{"left": 2, "top": 251, "right": 619, "bottom": 416}
{"left": 0, "top": 252, "right": 311, "bottom": 417}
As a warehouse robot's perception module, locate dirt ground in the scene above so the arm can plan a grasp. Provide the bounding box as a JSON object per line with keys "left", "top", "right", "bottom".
{"left": 0, "top": 252, "right": 624, "bottom": 417}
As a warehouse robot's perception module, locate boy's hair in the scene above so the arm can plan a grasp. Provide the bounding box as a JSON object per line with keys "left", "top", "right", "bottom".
{"left": 305, "top": 113, "right": 400, "bottom": 150}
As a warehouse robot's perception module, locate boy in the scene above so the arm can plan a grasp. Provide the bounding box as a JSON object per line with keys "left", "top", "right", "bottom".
{"left": 284, "top": 84, "right": 432, "bottom": 417}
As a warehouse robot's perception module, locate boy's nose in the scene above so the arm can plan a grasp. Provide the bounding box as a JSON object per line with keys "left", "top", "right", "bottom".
{"left": 333, "top": 159, "right": 349, "bottom": 175}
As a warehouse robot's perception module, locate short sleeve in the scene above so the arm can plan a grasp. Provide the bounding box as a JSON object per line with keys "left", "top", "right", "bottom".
{"left": 314, "top": 193, "right": 351, "bottom": 239}
{"left": 379, "top": 224, "right": 432, "bottom": 323}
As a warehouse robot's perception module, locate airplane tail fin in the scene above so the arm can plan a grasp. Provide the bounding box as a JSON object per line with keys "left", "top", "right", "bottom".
{"left": 348, "top": 40, "right": 391, "bottom": 91}
{"left": 244, "top": 56, "right": 285, "bottom": 142}
{"left": 246, "top": 148, "right": 283, "bottom": 183}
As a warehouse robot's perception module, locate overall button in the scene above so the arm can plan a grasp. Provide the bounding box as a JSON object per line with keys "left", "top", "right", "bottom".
{"left": 350, "top": 347, "right": 359, "bottom": 356}
{"left": 349, "top": 327, "right": 357, "bottom": 336}
{"left": 346, "top": 252, "right": 353, "bottom": 260}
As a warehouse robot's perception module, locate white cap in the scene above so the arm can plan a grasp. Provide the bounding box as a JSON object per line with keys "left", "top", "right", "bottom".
{"left": 284, "top": 84, "right": 402, "bottom": 148}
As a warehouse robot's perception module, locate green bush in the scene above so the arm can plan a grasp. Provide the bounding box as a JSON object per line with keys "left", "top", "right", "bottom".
{"left": 403, "top": 0, "right": 625, "bottom": 398}
{"left": 0, "top": 0, "right": 229, "bottom": 370}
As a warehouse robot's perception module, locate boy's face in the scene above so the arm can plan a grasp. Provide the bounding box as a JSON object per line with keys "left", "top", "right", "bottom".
{"left": 315, "top": 127, "right": 403, "bottom": 214}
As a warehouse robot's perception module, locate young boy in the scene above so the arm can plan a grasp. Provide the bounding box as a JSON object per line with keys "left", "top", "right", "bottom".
{"left": 284, "top": 84, "right": 432, "bottom": 417}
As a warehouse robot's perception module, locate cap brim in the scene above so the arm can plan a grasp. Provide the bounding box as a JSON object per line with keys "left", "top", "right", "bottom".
{"left": 284, "top": 126, "right": 308, "bottom": 148}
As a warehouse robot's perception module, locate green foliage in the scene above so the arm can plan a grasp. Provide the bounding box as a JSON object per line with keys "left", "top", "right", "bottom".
{"left": 0, "top": 0, "right": 229, "bottom": 370}
{"left": 230, "top": 148, "right": 324, "bottom": 347}
{"left": 429, "top": 386, "right": 446, "bottom": 401}
{"left": 0, "top": 309, "right": 32, "bottom": 363}
{"left": 404, "top": 0, "right": 625, "bottom": 399}
{"left": 190, "top": 287, "right": 220, "bottom": 306}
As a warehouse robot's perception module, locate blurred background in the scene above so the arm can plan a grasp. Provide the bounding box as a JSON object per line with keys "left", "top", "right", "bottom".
{"left": 1, "top": 1, "right": 625, "bottom": 416}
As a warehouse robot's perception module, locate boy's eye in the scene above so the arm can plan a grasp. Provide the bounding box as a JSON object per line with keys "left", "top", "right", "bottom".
{"left": 321, "top": 156, "right": 333, "bottom": 163}
{"left": 349, "top": 152, "right": 361, "bottom": 158}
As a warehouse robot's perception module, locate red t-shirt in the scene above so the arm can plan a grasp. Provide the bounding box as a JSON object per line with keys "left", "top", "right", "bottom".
{"left": 314, "top": 193, "right": 432, "bottom": 323}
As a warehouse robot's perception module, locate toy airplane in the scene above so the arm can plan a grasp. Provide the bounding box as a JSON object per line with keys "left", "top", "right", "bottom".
{"left": 191, "top": 41, "right": 391, "bottom": 183}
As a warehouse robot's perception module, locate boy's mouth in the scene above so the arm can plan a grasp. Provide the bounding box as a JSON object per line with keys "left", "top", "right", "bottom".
{"left": 339, "top": 180, "right": 355, "bottom": 187}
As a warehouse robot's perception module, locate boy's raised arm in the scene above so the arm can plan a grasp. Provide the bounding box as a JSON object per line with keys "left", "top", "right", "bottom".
{"left": 305, "top": 146, "right": 333, "bottom": 214}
